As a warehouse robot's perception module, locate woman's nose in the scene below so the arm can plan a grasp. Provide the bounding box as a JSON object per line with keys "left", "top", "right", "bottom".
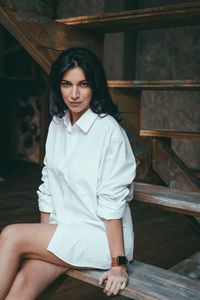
{"left": 71, "top": 86, "right": 79, "bottom": 99}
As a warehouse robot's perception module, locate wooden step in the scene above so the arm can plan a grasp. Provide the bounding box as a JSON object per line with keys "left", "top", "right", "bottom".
{"left": 134, "top": 182, "right": 200, "bottom": 217}
{"left": 108, "top": 80, "right": 200, "bottom": 90}
{"left": 140, "top": 130, "right": 200, "bottom": 139}
{"left": 56, "top": 2, "right": 200, "bottom": 33}
{"left": 65, "top": 260, "right": 200, "bottom": 299}
{"left": 170, "top": 251, "right": 200, "bottom": 281}
{"left": 0, "top": 5, "right": 104, "bottom": 74}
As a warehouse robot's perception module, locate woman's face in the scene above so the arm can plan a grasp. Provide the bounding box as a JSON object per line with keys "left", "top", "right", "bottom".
{"left": 60, "top": 66, "right": 93, "bottom": 123}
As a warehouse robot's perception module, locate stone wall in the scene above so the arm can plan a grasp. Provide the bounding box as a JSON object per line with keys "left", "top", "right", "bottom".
{"left": 137, "top": 0, "right": 200, "bottom": 169}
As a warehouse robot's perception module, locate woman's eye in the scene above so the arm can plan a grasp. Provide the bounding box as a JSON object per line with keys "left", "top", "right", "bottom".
{"left": 62, "top": 81, "right": 71, "bottom": 87}
{"left": 80, "top": 82, "right": 89, "bottom": 87}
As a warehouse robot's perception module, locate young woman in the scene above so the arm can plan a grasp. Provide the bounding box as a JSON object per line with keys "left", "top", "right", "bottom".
{"left": 0, "top": 48, "right": 136, "bottom": 299}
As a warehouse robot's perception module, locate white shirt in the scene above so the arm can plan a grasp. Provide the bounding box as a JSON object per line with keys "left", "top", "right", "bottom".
{"left": 37, "top": 108, "right": 136, "bottom": 269}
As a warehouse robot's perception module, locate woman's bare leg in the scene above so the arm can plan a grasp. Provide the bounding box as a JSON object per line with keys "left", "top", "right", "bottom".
{"left": 5, "top": 259, "right": 67, "bottom": 300}
{"left": 0, "top": 223, "right": 84, "bottom": 299}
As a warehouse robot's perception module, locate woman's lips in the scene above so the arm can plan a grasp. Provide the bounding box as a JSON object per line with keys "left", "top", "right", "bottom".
{"left": 69, "top": 102, "right": 81, "bottom": 106}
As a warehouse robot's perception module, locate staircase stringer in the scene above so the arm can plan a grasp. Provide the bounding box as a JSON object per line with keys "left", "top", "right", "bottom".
{"left": 0, "top": 5, "right": 104, "bottom": 74}
{"left": 152, "top": 138, "right": 200, "bottom": 192}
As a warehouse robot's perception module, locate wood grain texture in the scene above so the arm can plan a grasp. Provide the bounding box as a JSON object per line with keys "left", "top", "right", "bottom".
{"left": 0, "top": 5, "right": 104, "bottom": 74}
{"left": 65, "top": 260, "right": 200, "bottom": 300}
{"left": 108, "top": 80, "right": 200, "bottom": 90}
{"left": 140, "top": 130, "right": 200, "bottom": 140}
{"left": 152, "top": 139, "right": 200, "bottom": 192}
{"left": 56, "top": 2, "right": 200, "bottom": 33}
{"left": 170, "top": 251, "right": 200, "bottom": 281}
{"left": 109, "top": 87, "right": 152, "bottom": 180}
{"left": 134, "top": 182, "right": 200, "bottom": 216}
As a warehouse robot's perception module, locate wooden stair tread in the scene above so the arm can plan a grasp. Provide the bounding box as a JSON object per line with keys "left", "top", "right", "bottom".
{"left": 140, "top": 130, "right": 200, "bottom": 139}
{"left": 65, "top": 260, "right": 200, "bottom": 299}
{"left": 134, "top": 182, "right": 200, "bottom": 216}
{"left": 108, "top": 80, "right": 200, "bottom": 90}
{"left": 56, "top": 2, "right": 200, "bottom": 33}
{"left": 170, "top": 252, "right": 200, "bottom": 281}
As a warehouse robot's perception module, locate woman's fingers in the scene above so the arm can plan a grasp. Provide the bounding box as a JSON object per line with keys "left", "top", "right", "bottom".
{"left": 98, "top": 271, "right": 108, "bottom": 285}
{"left": 106, "top": 279, "right": 119, "bottom": 296}
{"left": 104, "top": 278, "right": 113, "bottom": 295}
{"left": 120, "top": 280, "right": 127, "bottom": 290}
{"left": 99, "top": 269, "right": 128, "bottom": 296}
{"left": 113, "top": 282, "right": 124, "bottom": 295}
{"left": 104, "top": 277, "right": 126, "bottom": 296}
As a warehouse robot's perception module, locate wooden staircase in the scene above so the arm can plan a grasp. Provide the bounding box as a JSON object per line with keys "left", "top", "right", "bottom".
{"left": 1, "top": 1, "right": 200, "bottom": 299}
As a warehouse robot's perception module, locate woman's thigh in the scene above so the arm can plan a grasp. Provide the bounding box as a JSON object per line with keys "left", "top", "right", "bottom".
{"left": 1, "top": 223, "right": 81, "bottom": 268}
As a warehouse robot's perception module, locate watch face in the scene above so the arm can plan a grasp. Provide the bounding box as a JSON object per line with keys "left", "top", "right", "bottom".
{"left": 117, "top": 256, "right": 127, "bottom": 265}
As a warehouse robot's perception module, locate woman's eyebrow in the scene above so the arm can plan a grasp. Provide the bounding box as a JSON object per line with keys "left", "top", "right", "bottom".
{"left": 61, "top": 79, "right": 88, "bottom": 83}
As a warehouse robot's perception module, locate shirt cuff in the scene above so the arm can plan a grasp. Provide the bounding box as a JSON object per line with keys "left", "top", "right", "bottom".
{"left": 37, "top": 192, "right": 53, "bottom": 213}
{"left": 97, "top": 201, "right": 126, "bottom": 220}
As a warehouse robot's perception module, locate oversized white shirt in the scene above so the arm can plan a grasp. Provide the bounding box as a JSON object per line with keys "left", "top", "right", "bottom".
{"left": 37, "top": 108, "right": 136, "bottom": 269}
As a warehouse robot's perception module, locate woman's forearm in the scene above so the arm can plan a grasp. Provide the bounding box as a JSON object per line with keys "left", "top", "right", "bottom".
{"left": 40, "top": 212, "right": 50, "bottom": 224}
{"left": 104, "top": 219, "right": 125, "bottom": 258}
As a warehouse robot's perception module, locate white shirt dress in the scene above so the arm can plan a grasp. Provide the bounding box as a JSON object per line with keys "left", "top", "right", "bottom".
{"left": 37, "top": 108, "right": 136, "bottom": 269}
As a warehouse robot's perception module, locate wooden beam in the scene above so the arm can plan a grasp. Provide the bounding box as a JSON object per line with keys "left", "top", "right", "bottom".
{"left": 107, "top": 80, "right": 200, "bottom": 90}
{"left": 56, "top": 2, "right": 200, "bottom": 33}
{"left": 65, "top": 260, "right": 200, "bottom": 299}
{"left": 170, "top": 252, "right": 200, "bottom": 281}
{"left": 152, "top": 139, "right": 200, "bottom": 192}
{"left": 134, "top": 182, "right": 200, "bottom": 217}
{"left": 109, "top": 87, "right": 152, "bottom": 180}
{"left": 140, "top": 130, "right": 200, "bottom": 140}
{"left": 0, "top": 5, "right": 104, "bottom": 74}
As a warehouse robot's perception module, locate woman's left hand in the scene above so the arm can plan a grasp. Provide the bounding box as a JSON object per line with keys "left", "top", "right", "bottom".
{"left": 98, "top": 267, "right": 128, "bottom": 296}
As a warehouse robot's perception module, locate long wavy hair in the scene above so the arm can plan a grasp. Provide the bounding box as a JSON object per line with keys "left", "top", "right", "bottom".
{"left": 49, "top": 47, "right": 121, "bottom": 122}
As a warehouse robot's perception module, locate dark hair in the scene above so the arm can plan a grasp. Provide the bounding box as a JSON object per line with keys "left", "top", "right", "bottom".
{"left": 49, "top": 47, "right": 121, "bottom": 122}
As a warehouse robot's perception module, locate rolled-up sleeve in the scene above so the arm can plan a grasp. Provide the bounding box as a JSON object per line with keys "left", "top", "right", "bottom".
{"left": 37, "top": 156, "right": 54, "bottom": 213}
{"left": 96, "top": 129, "right": 136, "bottom": 220}
{"left": 37, "top": 121, "right": 55, "bottom": 213}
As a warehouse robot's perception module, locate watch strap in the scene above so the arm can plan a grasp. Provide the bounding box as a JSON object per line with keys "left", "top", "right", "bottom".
{"left": 112, "top": 256, "right": 128, "bottom": 267}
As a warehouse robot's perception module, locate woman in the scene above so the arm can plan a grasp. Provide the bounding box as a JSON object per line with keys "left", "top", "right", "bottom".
{"left": 0, "top": 48, "right": 136, "bottom": 299}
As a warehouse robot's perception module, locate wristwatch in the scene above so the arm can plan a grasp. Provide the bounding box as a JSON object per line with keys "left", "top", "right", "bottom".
{"left": 112, "top": 256, "right": 128, "bottom": 267}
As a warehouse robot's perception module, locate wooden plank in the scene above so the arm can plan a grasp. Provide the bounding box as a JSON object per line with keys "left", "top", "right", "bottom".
{"left": 170, "top": 252, "right": 200, "bottom": 281}
{"left": 109, "top": 87, "right": 152, "bottom": 180}
{"left": 140, "top": 130, "right": 200, "bottom": 140}
{"left": 134, "top": 182, "right": 200, "bottom": 216}
{"left": 110, "top": 87, "right": 141, "bottom": 113}
{"left": 0, "top": 5, "right": 104, "bottom": 74}
{"left": 65, "top": 260, "right": 200, "bottom": 300}
{"left": 56, "top": 2, "right": 200, "bottom": 33}
{"left": 152, "top": 139, "right": 200, "bottom": 192}
{"left": 194, "top": 170, "right": 200, "bottom": 179}
{"left": 108, "top": 80, "right": 200, "bottom": 90}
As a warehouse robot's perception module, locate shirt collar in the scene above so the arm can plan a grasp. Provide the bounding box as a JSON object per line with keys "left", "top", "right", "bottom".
{"left": 62, "top": 108, "right": 98, "bottom": 134}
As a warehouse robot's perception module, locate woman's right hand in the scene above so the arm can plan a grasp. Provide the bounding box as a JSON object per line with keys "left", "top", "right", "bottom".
{"left": 99, "top": 267, "right": 128, "bottom": 296}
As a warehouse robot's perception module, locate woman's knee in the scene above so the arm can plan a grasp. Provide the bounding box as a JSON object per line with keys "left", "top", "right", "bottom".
{"left": 0, "top": 224, "right": 24, "bottom": 252}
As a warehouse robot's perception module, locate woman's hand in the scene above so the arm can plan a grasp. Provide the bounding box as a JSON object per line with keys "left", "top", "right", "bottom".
{"left": 99, "top": 267, "right": 128, "bottom": 296}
